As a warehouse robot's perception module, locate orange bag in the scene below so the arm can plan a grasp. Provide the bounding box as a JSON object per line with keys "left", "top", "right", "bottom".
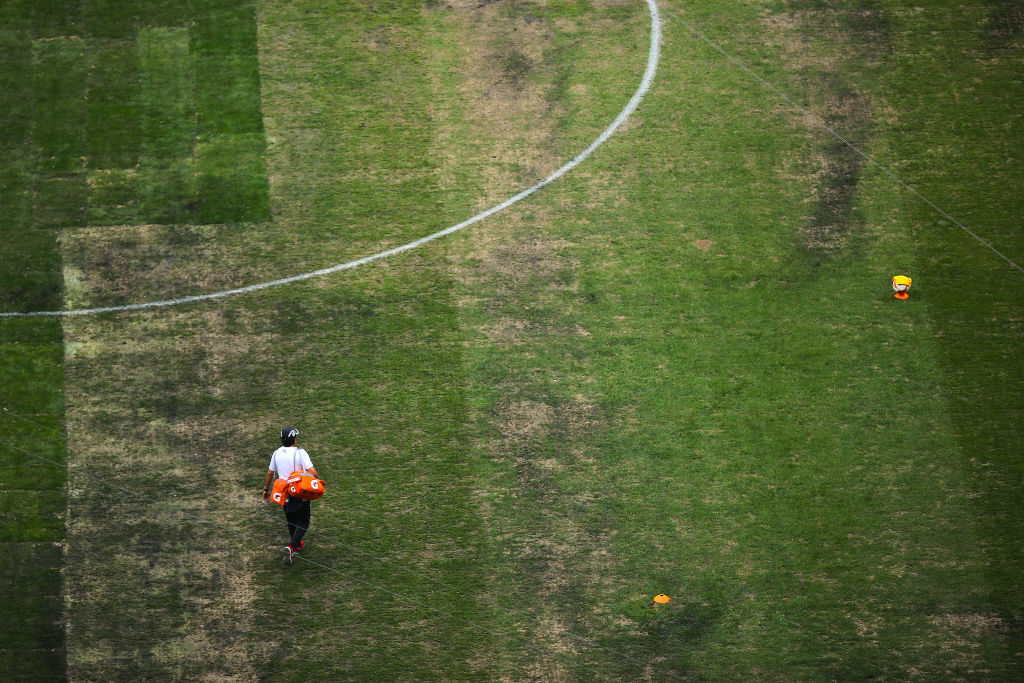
{"left": 269, "top": 478, "right": 289, "bottom": 506}
{"left": 286, "top": 471, "right": 325, "bottom": 500}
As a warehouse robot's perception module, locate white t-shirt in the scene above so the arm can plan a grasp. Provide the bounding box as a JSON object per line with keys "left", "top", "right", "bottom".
{"left": 269, "top": 446, "right": 314, "bottom": 479}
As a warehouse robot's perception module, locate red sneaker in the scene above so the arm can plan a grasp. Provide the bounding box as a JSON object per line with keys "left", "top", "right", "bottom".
{"left": 294, "top": 541, "right": 305, "bottom": 552}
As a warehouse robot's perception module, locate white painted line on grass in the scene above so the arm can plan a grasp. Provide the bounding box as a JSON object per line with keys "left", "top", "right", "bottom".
{"left": 2, "top": 0, "right": 661, "bottom": 319}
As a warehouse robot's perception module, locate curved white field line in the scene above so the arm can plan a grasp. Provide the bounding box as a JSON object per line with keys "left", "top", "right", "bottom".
{"left": 3, "top": 0, "right": 661, "bottom": 319}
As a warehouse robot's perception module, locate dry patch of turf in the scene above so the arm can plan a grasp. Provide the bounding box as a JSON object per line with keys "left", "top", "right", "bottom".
{"left": 921, "top": 612, "right": 1014, "bottom": 675}
{"left": 432, "top": 4, "right": 623, "bottom": 660}
{"left": 429, "top": 0, "right": 566, "bottom": 207}
{"left": 59, "top": 303, "right": 292, "bottom": 680}
{"left": 59, "top": 222, "right": 272, "bottom": 310}
{"left": 763, "top": 4, "right": 885, "bottom": 262}
{"left": 466, "top": 231, "right": 578, "bottom": 295}
{"left": 496, "top": 398, "right": 556, "bottom": 442}
{"left": 440, "top": 86, "right": 617, "bottom": 681}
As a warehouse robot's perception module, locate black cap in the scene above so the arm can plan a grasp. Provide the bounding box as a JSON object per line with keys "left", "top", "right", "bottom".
{"left": 280, "top": 426, "right": 299, "bottom": 446}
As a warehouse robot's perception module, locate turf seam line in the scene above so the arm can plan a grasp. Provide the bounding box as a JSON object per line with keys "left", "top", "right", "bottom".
{"left": 2, "top": 0, "right": 663, "bottom": 319}
{"left": 662, "top": 4, "right": 1024, "bottom": 277}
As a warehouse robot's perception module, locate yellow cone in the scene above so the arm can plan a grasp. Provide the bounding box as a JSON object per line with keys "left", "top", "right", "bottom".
{"left": 892, "top": 275, "right": 912, "bottom": 299}
{"left": 653, "top": 594, "right": 671, "bottom": 604}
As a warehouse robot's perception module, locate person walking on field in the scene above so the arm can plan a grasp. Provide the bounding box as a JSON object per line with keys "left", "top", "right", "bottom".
{"left": 262, "top": 426, "right": 322, "bottom": 564}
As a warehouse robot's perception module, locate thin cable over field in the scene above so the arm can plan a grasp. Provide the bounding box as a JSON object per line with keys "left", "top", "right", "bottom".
{"left": 0, "top": 445, "right": 613, "bottom": 681}
{"left": 661, "top": 5, "right": 1023, "bottom": 275}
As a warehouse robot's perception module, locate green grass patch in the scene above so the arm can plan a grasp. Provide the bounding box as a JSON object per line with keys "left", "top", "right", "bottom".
{"left": 25, "top": 0, "right": 1024, "bottom": 679}
{"left": 137, "top": 26, "right": 196, "bottom": 223}
{"left": 194, "top": 134, "right": 269, "bottom": 223}
{"left": 877, "top": 0, "right": 1024, "bottom": 633}
{"left": 0, "top": 331, "right": 65, "bottom": 681}
{"left": 194, "top": 55, "right": 263, "bottom": 136}
{"left": 190, "top": 0, "right": 259, "bottom": 57}
{"left": 31, "top": 38, "right": 87, "bottom": 176}
{"left": 34, "top": 175, "right": 88, "bottom": 229}
{"left": 138, "top": 27, "right": 193, "bottom": 158}
{"left": 188, "top": 2, "right": 270, "bottom": 224}
{"left": 0, "top": 321, "right": 64, "bottom": 679}
{"left": 31, "top": 0, "right": 81, "bottom": 39}
{"left": 86, "top": 40, "right": 141, "bottom": 169}
{"left": 136, "top": 0, "right": 191, "bottom": 30}
{"left": 136, "top": 158, "right": 196, "bottom": 224}
{"left": 0, "top": 491, "right": 66, "bottom": 542}
{"left": 0, "top": 29, "right": 32, "bottom": 146}
{"left": 86, "top": 168, "right": 140, "bottom": 225}
{"left": 83, "top": 0, "right": 135, "bottom": 40}
{"left": 0, "top": 541, "right": 64, "bottom": 676}
{"left": 20, "top": 3, "right": 270, "bottom": 230}
{"left": 1, "top": 159, "right": 64, "bottom": 316}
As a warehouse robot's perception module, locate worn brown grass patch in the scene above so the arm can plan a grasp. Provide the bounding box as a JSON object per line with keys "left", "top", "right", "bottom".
{"left": 60, "top": 223, "right": 270, "bottom": 309}
{"left": 497, "top": 399, "right": 556, "bottom": 441}
{"left": 430, "top": 0, "right": 565, "bottom": 208}
{"left": 60, "top": 302, "right": 285, "bottom": 679}
{"left": 762, "top": 8, "right": 883, "bottom": 260}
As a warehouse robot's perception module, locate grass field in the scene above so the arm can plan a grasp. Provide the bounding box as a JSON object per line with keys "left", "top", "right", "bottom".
{"left": 2, "top": 0, "right": 1022, "bottom": 680}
